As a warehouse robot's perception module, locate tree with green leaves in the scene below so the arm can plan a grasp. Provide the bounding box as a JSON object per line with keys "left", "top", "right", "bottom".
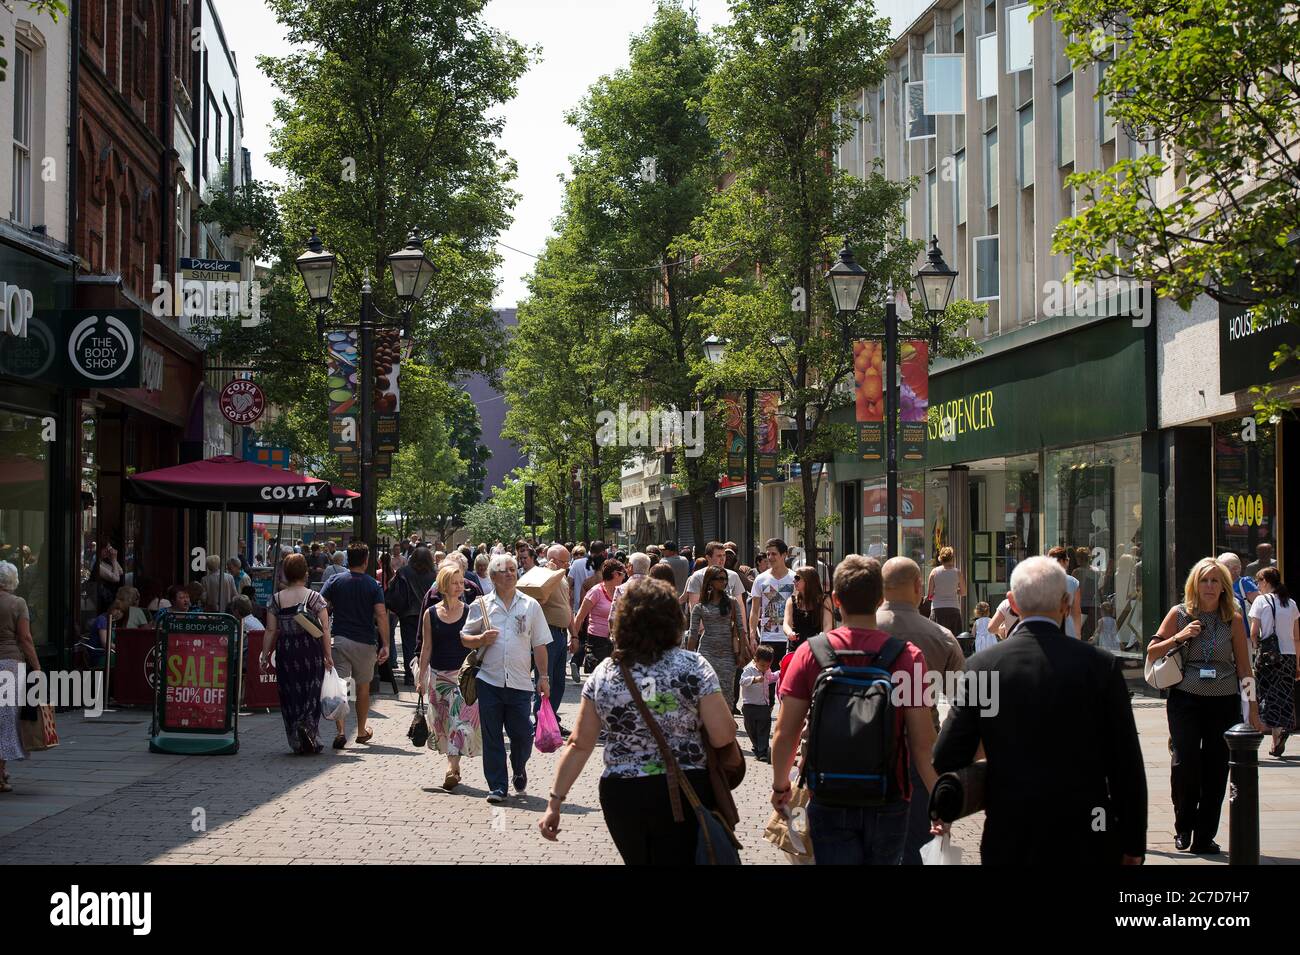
{"left": 1036, "top": 0, "right": 1300, "bottom": 408}
{"left": 503, "top": 221, "right": 630, "bottom": 543}
{"left": 692, "top": 0, "right": 977, "bottom": 554}
{"left": 563, "top": 0, "right": 722, "bottom": 547}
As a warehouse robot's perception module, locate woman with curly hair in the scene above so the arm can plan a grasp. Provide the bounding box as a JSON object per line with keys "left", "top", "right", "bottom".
{"left": 539, "top": 577, "right": 737, "bottom": 864}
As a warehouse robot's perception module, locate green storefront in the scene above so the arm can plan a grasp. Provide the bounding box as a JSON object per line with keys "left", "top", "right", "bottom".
{"left": 834, "top": 311, "right": 1161, "bottom": 679}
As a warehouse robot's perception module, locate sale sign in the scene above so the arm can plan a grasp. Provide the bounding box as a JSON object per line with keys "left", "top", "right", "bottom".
{"left": 150, "top": 612, "right": 241, "bottom": 755}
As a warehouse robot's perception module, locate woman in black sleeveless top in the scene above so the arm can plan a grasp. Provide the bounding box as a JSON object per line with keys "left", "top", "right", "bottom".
{"left": 783, "top": 566, "right": 834, "bottom": 657}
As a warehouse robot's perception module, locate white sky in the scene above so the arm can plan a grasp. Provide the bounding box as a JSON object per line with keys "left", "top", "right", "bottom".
{"left": 227, "top": 0, "right": 925, "bottom": 310}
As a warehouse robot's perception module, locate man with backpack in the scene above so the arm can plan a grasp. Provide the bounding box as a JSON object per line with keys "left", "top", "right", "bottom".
{"left": 770, "top": 555, "right": 939, "bottom": 865}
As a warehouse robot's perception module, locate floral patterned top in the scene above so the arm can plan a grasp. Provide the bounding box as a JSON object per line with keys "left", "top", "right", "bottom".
{"left": 581, "top": 647, "right": 721, "bottom": 778}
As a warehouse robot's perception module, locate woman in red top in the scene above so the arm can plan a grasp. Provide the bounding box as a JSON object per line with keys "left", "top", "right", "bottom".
{"left": 571, "top": 559, "right": 625, "bottom": 672}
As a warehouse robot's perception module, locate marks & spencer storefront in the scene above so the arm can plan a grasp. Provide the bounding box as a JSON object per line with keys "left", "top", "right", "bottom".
{"left": 834, "top": 312, "right": 1162, "bottom": 680}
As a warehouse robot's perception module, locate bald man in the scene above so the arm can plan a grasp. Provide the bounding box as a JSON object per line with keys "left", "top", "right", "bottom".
{"left": 537, "top": 544, "right": 573, "bottom": 731}
{"left": 875, "top": 556, "right": 967, "bottom": 865}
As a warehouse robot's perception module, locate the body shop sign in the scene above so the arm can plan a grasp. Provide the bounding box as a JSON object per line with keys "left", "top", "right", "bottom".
{"left": 150, "top": 611, "right": 241, "bottom": 755}
{"left": 0, "top": 308, "right": 142, "bottom": 387}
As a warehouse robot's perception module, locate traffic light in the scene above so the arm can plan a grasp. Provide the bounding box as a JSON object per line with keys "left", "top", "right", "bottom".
{"left": 524, "top": 482, "right": 538, "bottom": 526}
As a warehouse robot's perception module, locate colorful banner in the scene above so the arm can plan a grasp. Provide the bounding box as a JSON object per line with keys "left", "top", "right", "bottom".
{"left": 723, "top": 392, "right": 745, "bottom": 482}
{"left": 327, "top": 330, "right": 358, "bottom": 456}
{"left": 756, "top": 390, "right": 780, "bottom": 483}
{"left": 854, "top": 339, "right": 884, "bottom": 461}
{"left": 900, "top": 340, "right": 929, "bottom": 463}
{"left": 374, "top": 329, "right": 401, "bottom": 455}
{"left": 374, "top": 452, "right": 393, "bottom": 481}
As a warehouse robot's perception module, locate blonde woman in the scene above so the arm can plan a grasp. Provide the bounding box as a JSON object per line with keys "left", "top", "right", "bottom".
{"left": 926, "top": 546, "right": 966, "bottom": 635}
{"left": 418, "top": 563, "right": 482, "bottom": 791}
{"left": 1148, "top": 557, "right": 1261, "bottom": 854}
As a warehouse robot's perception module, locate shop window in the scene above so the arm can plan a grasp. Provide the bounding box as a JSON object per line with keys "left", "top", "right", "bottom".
{"left": 968, "top": 453, "right": 1040, "bottom": 609}
{"left": 1046, "top": 437, "right": 1143, "bottom": 653}
{"left": 1213, "top": 418, "right": 1276, "bottom": 570}
{"left": 1005, "top": 3, "right": 1034, "bottom": 74}
{"left": 0, "top": 410, "right": 51, "bottom": 649}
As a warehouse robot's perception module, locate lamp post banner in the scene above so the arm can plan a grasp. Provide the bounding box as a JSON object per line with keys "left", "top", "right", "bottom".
{"left": 373, "top": 328, "right": 401, "bottom": 454}
{"left": 900, "top": 340, "right": 928, "bottom": 463}
{"left": 854, "top": 339, "right": 884, "bottom": 461}
{"left": 724, "top": 392, "right": 746, "bottom": 482}
{"left": 327, "top": 330, "right": 358, "bottom": 455}
{"left": 757, "top": 390, "right": 781, "bottom": 483}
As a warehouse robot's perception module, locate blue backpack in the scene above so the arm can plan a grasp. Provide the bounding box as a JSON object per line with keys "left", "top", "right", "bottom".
{"left": 801, "top": 633, "right": 906, "bottom": 808}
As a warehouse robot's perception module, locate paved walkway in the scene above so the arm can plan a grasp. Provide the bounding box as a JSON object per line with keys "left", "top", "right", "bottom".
{"left": 1, "top": 688, "right": 1296, "bottom": 864}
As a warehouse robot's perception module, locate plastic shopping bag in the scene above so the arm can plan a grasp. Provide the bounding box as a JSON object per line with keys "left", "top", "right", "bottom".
{"left": 534, "top": 698, "right": 563, "bottom": 753}
{"left": 920, "top": 832, "right": 963, "bottom": 866}
{"left": 320, "top": 667, "right": 351, "bottom": 723}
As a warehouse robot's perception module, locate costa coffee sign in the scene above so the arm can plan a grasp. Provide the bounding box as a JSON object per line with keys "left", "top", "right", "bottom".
{"left": 219, "top": 379, "right": 265, "bottom": 425}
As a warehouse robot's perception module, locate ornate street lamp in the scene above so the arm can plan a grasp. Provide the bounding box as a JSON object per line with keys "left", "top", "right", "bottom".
{"left": 914, "top": 235, "right": 958, "bottom": 348}
{"left": 825, "top": 242, "right": 868, "bottom": 315}
{"left": 294, "top": 227, "right": 337, "bottom": 340}
{"left": 387, "top": 230, "right": 436, "bottom": 338}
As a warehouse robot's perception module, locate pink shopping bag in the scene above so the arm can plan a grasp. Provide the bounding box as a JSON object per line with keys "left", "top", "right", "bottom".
{"left": 535, "top": 698, "right": 563, "bottom": 753}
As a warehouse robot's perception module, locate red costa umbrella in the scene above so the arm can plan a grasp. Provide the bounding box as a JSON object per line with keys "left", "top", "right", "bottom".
{"left": 126, "top": 455, "right": 334, "bottom": 511}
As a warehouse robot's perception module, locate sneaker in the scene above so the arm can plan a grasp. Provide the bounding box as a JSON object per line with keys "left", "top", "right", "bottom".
{"left": 513, "top": 772, "right": 527, "bottom": 794}
{"left": 486, "top": 791, "right": 506, "bottom": 804}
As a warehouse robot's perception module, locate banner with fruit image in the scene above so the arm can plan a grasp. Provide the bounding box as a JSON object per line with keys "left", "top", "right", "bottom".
{"left": 899, "top": 340, "right": 928, "bottom": 463}
{"left": 854, "top": 339, "right": 884, "bottom": 461}
{"left": 326, "top": 331, "right": 358, "bottom": 455}
{"left": 723, "top": 392, "right": 745, "bottom": 482}
{"left": 373, "top": 329, "right": 401, "bottom": 455}
{"left": 756, "top": 390, "right": 781, "bottom": 483}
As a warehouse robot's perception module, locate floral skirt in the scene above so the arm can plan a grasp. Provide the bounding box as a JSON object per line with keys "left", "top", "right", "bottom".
{"left": 0, "top": 660, "right": 27, "bottom": 762}
{"left": 429, "top": 668, "right": 481, "bottom": 758}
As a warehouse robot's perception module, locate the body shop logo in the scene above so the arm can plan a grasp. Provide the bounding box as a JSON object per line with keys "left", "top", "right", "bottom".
{"left": 219, "top": 379, "right": 265, "bottom": 424}
{"left": 68, "top": 314, "right": 135, "bottom": 381}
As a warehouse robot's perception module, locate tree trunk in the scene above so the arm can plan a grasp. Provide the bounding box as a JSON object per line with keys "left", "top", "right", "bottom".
{"left": 686, "top": 453, "right": 706, "bottom": 550}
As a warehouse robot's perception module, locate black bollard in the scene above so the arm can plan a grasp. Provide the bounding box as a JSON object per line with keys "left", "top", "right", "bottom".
{"left": 1224, "top": 722, "right": 1264, "bottom": 865}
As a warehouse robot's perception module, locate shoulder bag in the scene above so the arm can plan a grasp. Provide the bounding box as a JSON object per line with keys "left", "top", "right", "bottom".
{"left": 407, "top": 692, "right": 431, "bottom": 748}
{"left": 458, "top": 596, "right": 492, "bottom": 706}
{"left": 1144, "top": 608, "right": 1186, "bottom": 689}
{"left": 1256, "top": 595, "right": 1284, "bottom": 671}
{"left": 620, "top": 660, "right": 742, "bottom": 865}
{"left": 292, "top": 592, "right": 325, "bottom": 639}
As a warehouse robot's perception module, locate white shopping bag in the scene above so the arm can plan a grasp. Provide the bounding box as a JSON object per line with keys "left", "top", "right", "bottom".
{"left": 920, "top": 832, "right": 963, "bottom": 866}
{"left": 320, "top": 666, "right": 351, "bottom": 722}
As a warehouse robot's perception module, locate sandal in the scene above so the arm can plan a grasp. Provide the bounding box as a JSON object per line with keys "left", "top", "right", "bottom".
{"left": 0, "top": 778, "right": 12, "bottom": 794}
{"left": 442, "top": 771, "right": 460, "bottom": 791}
{"left": 332, "top": 734, "right": 347, "bottom": 750}
{"left": 355, "top": 729, "right": 374, "bottom": 744}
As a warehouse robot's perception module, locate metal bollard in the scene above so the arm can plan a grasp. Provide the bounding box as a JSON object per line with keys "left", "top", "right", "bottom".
{"left": 1224, "top": 722, "right": 1264, "bottom": 865}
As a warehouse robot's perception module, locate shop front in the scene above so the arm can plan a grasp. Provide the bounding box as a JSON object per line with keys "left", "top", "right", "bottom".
{"left": 834, "top": 311, "right": 1161, "bottom": 675}
{"left": 0, "top": 232, "right": 78, "bottom": 666}
{"left": 1158, "top": 294, "right": 1299, "bottom": 606}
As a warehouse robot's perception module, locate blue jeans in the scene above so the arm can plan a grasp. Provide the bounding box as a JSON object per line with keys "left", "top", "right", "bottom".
{"left": 902, "top": 763, "right": 931, "bottom": 865}
{"left": 476, "top": 678, "right": 535, "bottom": 796}
{"left": 534, "top": 627, "right": 567, "bottom": 720}
{"left": 807, "top": 799, "right": 910, "bottom": 865}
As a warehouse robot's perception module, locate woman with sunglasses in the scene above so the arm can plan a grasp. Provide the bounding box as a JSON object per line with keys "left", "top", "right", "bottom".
{"left": 571, "top": 559, "right": 626, "bottom": 672}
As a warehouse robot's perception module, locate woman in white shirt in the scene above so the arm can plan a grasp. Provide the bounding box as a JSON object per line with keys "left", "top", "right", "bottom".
{"left": 1248, "top": 567, "right": 1299, "bottom": 757}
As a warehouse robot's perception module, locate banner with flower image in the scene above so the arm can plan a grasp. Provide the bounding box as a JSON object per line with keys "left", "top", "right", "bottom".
{"left": 899, "top": 340, "right": 928, "bottom": 463}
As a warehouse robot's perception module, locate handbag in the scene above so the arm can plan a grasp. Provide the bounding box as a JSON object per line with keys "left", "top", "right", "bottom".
{"left": 458, "top": 597, "right": 491, "bottom": 706}
{"left": 619, "top": 660, "right": 742, "bottom": 865}
{"left": 1256, "top": 596, "right": 1284, "bottom": 670}
{"left": 1144, "top": 609, "right": 1187, "bottom": 689}
{"left": 407, "top": 693, "right": 431, "bottom": 748}
{"left": 19, "top": 703, "right": 59, "bottom": 752}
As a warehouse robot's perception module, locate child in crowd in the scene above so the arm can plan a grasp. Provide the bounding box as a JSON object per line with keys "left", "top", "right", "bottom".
{"left": 1094, "top": 600, "right": 1120, "bottom": 651}
{"left": 972, "top": 601, "right": 995, "bottom": 653}
{"left": 740, "top": 645, "right": 780, "bottom": 763}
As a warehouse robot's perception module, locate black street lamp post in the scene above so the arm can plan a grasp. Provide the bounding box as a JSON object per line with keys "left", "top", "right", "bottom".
{"left": 296, "top": 228, "right": 434, "bottom": 576}
{"left": 826, "top": 237, "right": 956, "bottom": 561}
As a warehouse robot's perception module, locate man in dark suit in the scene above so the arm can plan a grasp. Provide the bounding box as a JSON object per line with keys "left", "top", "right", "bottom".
{"left": 933, "top": 556, "right": 1146, "bottom": 864}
